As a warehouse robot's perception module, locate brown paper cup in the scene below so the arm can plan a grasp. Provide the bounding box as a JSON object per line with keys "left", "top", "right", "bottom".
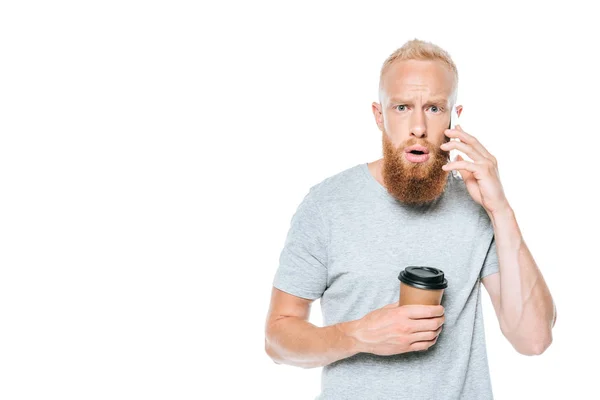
{"left": 398, "top": 266, "right": 448, "bottom": 306}
{"left": 399, "top": 282, "right": 445, "bottom": 306}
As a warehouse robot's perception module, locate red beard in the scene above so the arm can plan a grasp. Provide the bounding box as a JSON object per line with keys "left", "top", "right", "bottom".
{"left": 381, "top": 133, "right": 452, "bottom": 205}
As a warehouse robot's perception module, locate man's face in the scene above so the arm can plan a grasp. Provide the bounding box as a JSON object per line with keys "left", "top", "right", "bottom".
{"left": 373, "top": 59, "right": 458, "bottom": 206}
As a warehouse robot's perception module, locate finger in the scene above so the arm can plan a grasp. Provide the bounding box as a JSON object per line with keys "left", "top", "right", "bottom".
{"left": 410, "top": 325, "right": 443, "bottom": 342}
{"left": 444, "top": 127, "right": 495, "bottom": 161}
{"left": 402, "top": 305, "right": 445, "bottom": 319}
{"left": 440, "top": 140, "right": 486, "bottom": 162}
{"left": 442, "top": 159, "right": 482, "bottom": 174}
{"left": 454, "top": 155, "right": 475, "bottom": 181}
{"left": 409, "top": 336, "right": 438, "bottom": 352}
{"left": 411, "top": 316, "right": 445, "bottom": 333}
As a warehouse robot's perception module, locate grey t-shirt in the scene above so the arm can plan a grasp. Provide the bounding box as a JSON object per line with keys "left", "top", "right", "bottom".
{"left": 272, "top": 162, "right": 500, "bottom": 400}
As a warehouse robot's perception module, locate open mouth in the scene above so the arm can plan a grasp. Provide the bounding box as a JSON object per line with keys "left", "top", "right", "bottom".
{"left": 404, "top": 145, "right": 430, "bottom": 163}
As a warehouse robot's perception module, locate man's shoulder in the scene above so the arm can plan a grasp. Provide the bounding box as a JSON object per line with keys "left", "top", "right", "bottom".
{"left": 306, "top": 163, "right": 365, "bottom": 203}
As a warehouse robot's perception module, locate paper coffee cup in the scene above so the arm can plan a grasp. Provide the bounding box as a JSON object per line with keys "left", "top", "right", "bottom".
{"left": 398, "top": 266, "right": 448, "bottom": 306}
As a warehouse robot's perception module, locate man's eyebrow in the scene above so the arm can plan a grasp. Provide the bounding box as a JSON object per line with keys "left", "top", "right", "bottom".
{"left": 389, "top": 97, "right": 448, "bottom": 106}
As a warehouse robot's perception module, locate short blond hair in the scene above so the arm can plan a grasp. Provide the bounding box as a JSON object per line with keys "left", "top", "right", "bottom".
{"left": 379, "top": 38, "right": 459, "bottom": 107}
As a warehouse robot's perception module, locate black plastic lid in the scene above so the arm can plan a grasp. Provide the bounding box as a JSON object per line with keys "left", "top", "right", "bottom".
{"left": 398, "top": 266, "right": 448, "bottom": 290}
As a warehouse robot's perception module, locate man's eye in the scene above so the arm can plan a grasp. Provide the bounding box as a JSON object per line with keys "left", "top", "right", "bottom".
{"left": 395, "top": 105, "right": 441, "bottom": 112}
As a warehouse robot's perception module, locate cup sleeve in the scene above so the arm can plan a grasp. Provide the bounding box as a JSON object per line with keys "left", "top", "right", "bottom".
{"left": 480, "top": 234, "right": 499, "bottom": 279}
{"left": 272, "top": 190, "right": 328, "bottom": 300}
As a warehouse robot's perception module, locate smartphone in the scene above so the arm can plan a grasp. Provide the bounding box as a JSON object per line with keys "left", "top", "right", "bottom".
{"left": 447, "top": 105, "right": 472, "bottom": 179}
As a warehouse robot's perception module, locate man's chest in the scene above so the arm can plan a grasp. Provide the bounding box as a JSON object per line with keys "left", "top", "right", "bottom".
{"left": 323, "top": 208, "right": 493, "bottom": 320}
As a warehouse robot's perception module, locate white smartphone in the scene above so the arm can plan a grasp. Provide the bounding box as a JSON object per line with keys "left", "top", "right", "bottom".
{"left": 447, "top": 105, "right": 472, "bottom": 179}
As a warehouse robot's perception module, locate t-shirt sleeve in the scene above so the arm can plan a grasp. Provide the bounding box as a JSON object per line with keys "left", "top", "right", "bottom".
{"left": 272, "top": 189, "right": 328, "bottom": 300}
{"left": 480, "top": 234, "right": 499, "bottom": 279}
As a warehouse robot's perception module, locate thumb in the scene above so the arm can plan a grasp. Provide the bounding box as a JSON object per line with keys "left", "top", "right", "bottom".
{"left": 383, "top": 301, "right": 399, "bottom": 309}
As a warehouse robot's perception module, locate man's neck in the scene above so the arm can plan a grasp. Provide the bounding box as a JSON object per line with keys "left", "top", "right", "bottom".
{"left": 367, "top": 158, "right": 385, "bottom": 187}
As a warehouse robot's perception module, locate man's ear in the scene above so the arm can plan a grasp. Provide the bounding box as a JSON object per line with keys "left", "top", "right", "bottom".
{"left": 456, "top": 105, "right": 463, "bottom": 118}
{"left": 372, "top": 102, "right": 384, "bottom": 132}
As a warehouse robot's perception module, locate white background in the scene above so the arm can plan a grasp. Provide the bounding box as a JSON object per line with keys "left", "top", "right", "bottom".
{"left": 1, "top": 1, "right": 598, "bottom": 399}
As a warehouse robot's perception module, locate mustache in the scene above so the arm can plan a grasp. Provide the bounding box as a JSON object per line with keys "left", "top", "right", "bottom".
{"left": 395, "top": 142, "right": 449, "bottom": 157}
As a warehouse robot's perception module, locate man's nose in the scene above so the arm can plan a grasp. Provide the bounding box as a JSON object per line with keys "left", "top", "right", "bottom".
{"left": 411, "top": 129, "right": 426, "bottom": 138}
{"left": 410, "top": 112, "right": 427, "bottom": 138}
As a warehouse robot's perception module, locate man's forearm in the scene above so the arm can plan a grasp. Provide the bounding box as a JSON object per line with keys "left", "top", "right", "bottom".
{"left": 265, "top": 317, "right": 362, "bottom": 369}
{"left": 489, "top": 206, "right": 555, "bottom": 354}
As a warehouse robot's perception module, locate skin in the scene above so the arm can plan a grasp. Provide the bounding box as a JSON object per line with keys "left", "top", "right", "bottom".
{"left": 370, "top": 59, "right": 463, "bottom": 205}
